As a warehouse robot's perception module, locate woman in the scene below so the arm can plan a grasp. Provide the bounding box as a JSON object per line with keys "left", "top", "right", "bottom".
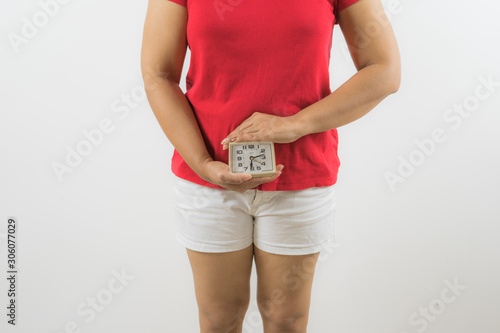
{"left": 141, "top": 0, "right": 400, "bottom": 331}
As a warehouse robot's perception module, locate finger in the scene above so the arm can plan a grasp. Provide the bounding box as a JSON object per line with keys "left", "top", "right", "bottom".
{"left": 221, "top": 130, "right": 247, "bottom": 148}
{"left": 233, "top": 112, "right": 263, "bottom": 133}
{"left": 250, "top": 166, "right": 284, "bottom": 185}
{"left": 221, "top": 122, "right": 251, "bottom": 143}
{"left": 222, "top": 129, "right": 265, "bottom": 150}
{"left": 221, "top": 117, "right": 260, "bottom": 146}
{"left": 235, "top": 121, "right": 256, "bottom": 134}
{"left": 222, "top": 134, "right": 251, "bottom": 150}
{"left": 234, "top": 164, "right": 284, "bottom": 185}
{"left": 221, "top": 172, "right": 253, "bottom": 185}
{"left": 225, "top": 164, "right": 284, "bottom": 191}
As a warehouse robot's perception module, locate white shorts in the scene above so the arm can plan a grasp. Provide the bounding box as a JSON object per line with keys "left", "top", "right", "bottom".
{"left": 173, "top": 177, "right": 337, "bottom": 255}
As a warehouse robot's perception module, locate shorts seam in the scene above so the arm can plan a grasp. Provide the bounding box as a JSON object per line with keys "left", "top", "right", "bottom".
{"left": 254, "top": 233, "right": 336, "bottom": 255}
{"left": 175, "top": 231, "right": 253, "bottom": 253}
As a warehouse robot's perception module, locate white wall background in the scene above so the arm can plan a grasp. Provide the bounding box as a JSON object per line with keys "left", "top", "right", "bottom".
{"left": 1, "top": 0, "right": 499, "bottom": 332}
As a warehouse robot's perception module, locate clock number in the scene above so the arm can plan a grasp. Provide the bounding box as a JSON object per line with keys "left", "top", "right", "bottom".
{"left": 230, "top": 142, "right": 274, "bottom": 175}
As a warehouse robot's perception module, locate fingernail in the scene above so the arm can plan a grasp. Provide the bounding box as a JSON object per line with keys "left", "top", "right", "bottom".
{"left": 231, "top": 137, "right": 238, "bottom": 142}
{"left": 221, "top": 138, "right": 228, "bottom": 144}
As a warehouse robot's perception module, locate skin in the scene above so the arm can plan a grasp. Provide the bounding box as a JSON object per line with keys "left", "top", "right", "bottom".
{"left": 141, "top": 0, "right": 400, "bottom": 331}
{"left": 141, "top": 0, "right": 400, "bottom": 193}
{"left": 221, "top": 0, "right": 401, "bottom": 149}
{"left": 186, "top": 244, "right": 321, "bottom": 333}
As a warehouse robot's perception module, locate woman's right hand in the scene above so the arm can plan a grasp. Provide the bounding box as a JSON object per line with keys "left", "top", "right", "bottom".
{"left": 199, "top": 157, "right": 284, "bottom": 193}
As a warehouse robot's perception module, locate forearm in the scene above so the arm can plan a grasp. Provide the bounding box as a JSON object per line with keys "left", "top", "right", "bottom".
{"left": 144, "top": 76, "right": 212, "bottom": 179}
{"left": 293, "top": 63, "right": 400, "bottom": 136}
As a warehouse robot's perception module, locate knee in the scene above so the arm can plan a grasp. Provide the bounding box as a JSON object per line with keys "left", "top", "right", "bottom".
{"left": 200, "top": 301, "right": 249, "bottom": 332}
{"left": 259, "top": 308, "right": 308, "bottom": 333}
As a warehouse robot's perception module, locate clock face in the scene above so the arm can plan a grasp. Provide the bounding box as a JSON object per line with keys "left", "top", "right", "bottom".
{"left": 229, "top": 142, "right": 275, "bottom": 176}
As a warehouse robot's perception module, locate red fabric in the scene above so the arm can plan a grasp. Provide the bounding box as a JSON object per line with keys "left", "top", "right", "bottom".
{"left": 166, "top": 0, "right": 360, "bottom": 191}
{"left": 167, "top": 0, "right": 186, "bottom": 7}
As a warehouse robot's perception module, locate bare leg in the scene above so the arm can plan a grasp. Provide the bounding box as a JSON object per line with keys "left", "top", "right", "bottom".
{"left": 254, "top": 246, "right": 320, "bottom": 333}
{"left": 186, "top": 244, "right": 254, "bottom": 333}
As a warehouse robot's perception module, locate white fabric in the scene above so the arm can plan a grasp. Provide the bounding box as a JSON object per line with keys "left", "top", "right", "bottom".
{"left": 173, "top": 177, "right": 337, "bottom": 255}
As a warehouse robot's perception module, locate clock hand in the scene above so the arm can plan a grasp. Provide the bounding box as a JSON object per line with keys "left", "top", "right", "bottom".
{"left": 253, "top": 153, "right": 266, "bottom": 164}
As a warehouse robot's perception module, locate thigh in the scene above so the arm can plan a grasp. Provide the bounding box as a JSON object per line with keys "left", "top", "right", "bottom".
{"left": 186, "top": 244, "right": 254, "bottom": 324}
{"left": 254, "top": 246, "right": 320, "bottom": 327}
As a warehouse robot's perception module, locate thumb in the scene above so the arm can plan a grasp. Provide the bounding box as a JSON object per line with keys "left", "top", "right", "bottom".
{"left": 239, "top": 173, "right": 253, "bottom": 181}
{"left": 226, "top": 171, "right": 252, "bottom": 184}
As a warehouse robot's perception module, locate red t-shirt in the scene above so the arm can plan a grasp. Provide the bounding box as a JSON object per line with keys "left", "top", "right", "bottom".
{"left": 165, "top": 0, "right": 360, "bottom": 190}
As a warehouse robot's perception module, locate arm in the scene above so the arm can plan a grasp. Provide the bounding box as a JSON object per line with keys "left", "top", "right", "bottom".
{"left": 220, "top": 0, "right": 401, "bottom": 147}
{"left": 141, "top": 0, "right": 282, "bottom": 191}
{"left": 292, "top": 0, "right": 401, "bottom": 135}
{"left": 141, "top": 0, "right": 211, "bottom": 178}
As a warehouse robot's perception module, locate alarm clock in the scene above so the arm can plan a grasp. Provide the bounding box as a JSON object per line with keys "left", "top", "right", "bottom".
{"left": 228, "top": 141, "right": 276, "bottom": 177}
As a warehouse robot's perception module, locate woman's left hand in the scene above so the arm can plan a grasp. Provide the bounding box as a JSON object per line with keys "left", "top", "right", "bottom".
{"left": 221, "top": 112, "right": 303, "bottom": 150}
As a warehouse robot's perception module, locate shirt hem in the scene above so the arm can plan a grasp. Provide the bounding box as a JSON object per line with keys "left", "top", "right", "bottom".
{"left": 171, "top": 168, "right": 338, "bottom": 191}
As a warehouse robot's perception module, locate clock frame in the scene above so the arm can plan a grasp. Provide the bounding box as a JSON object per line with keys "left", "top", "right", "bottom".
{"left": 228, "top": 141, "right": 276, "bottom": 177}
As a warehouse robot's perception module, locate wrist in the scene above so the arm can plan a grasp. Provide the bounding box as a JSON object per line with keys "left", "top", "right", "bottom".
{"left": 288, "top": 111, "right": 311, "bottom": 141}
{"left": 196, "top": 155, "right": 214, "bottom": 183}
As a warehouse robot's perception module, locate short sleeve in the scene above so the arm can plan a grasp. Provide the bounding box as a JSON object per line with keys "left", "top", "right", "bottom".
{"left": 167, "top": 0, "right": 186, "bottom": 7}
{"left": 334, "top": 0, "right": 361, "bottom": 25}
